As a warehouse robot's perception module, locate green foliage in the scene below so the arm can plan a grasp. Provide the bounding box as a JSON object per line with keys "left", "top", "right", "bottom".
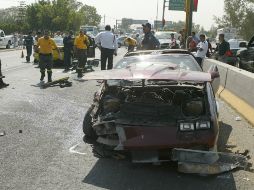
{"left": 0, "top": 0, "right": 101, "bottom": 34}
{"left": 215, "top": 0, "right": 254, "bottom": 40}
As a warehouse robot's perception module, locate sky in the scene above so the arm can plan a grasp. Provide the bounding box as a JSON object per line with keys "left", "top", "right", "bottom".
{"left": 0, "top": 0, "right": 225, "bottom": 30}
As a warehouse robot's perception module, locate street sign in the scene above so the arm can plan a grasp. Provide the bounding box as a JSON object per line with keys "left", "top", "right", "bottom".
{"left": 168, "top": 0, "right": 198, "bottom": 12}
{"left": 168, "top": 0, "right": 185, "bottom": 11}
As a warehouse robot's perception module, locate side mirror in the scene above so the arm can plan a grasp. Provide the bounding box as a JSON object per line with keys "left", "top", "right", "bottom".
{"left": 208, "top": 65, "right": 220, "bottom": 80}
{"left": 208, "top": 65, "right": 220, "bottom": 93}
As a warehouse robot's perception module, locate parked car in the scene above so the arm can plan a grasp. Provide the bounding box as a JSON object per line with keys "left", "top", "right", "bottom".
{"left": 155, "top": 31, "right": 180, "bottom": 49}
{"left": 0, "top": 29, "right": 14, "bottom": 49}
{"left": 82, "top": 49, "right": 220, "bottom": 163}
{"left": 237, "top": 36, "right": 254, "bottom": 72}
{"left": 228, "top": 39, "right": 248, "bottom": 56}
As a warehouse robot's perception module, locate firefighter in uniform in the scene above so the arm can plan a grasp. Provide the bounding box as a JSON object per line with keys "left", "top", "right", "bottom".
{"left": 63, "top": 30, "right": 74, "bottom": 72}
{"left": 141, "top": 23, "right": 160, "bottom": 50}
{"left": 24, "top": 31, "right": 34, "bottom": 62}
{"left": 124, "top": 37, "right": 137, "bottom": 52}
{"left": 74, "top": 30, "right": 90, "bottom": 78}
{"left": 36, "top": 31, "right": 60, "bottom": 83}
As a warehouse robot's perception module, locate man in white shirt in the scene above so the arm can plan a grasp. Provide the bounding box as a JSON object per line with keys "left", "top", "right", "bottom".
{"left": 95, "top": 25, "right": 118, "bottom": 70}
{"left": 196, "top": 34, "right": 208, "bottom": 67}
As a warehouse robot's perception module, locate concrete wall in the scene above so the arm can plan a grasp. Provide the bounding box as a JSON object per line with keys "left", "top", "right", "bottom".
{"left": 203, "top": 59, "right": 254, "bottom": 108}
{"left": 203, "top": 59, "right": 254, "bottom": 126}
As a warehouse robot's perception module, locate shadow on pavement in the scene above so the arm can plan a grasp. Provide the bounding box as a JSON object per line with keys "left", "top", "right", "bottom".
{"left": 218, "top": 121, "right": 236, "bottom": 152}
{"left": 83, "top": 158, "right": 237, "bottom": 190}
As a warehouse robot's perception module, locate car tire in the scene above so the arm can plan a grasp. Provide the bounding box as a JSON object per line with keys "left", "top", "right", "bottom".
{"left": 83, "top": 106, "right": 97, "bottom": 139}
{"left": 238, "top": 57, "right": 243, "bottom": 69}
{"left": 118, "top": 43, "right": 121, "bottom": 48}
{"left": 6, "top": 41, "right": 11, "bottom": 49}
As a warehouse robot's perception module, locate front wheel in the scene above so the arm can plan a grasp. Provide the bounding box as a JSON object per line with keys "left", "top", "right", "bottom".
{"left": 83, "top": 106, "right": 97, "bottom": 139}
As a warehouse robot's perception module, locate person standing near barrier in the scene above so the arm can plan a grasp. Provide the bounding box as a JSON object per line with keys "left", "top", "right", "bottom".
{"left": 169, "top": 33, "right": 177, "bottom": 49}
{"left": 195, "top": 34, "right": 208, "bottom": 67}
{"left": 95, "top": 25, "right": 118, "bottom": 70}
{"left": 216, "top": 34, "right": 230, "bottom": 61}
{"left": 24, "top": 31, "right": 34, "bottom": 62}
{"left": 36, "top": 31, "right": 60, "bottom": 83}
{"left": 74, "top": 30, "right": 90, "bottom": 78}
{"left": 63, "top": 30, "right": 74, "bottom": 72}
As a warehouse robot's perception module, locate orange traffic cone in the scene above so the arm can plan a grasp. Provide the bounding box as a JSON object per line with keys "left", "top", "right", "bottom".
{"left": 21, "top": 50, "right": 24, "bottom": 58}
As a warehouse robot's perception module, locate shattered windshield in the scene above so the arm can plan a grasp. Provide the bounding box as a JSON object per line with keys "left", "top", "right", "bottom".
{"left": 115, "top": 54, "right": 201, "bottom": 71}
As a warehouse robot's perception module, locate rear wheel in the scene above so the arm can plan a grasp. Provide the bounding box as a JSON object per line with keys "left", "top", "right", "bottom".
{"left": 6, "top": 41, "right": 11, "bottom": 49}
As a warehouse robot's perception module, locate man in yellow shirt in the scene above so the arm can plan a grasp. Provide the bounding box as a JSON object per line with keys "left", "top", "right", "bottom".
{"left": 124, "top": 37, "right": 137, "bottom": 52}
{"left": 36, "top": 31, "right": 60, "bottom": 83}
{"left": 74, "top": 30, "right": 90, "bottom": 78}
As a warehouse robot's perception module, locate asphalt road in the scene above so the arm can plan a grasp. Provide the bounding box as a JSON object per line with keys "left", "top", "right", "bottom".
{"left": 0, "top": 48, "right": 254, "bottom": 190}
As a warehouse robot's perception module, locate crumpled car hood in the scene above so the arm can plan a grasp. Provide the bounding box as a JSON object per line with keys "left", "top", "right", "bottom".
{"left": 83, "top": 63, "right": 211, "bottom": 82}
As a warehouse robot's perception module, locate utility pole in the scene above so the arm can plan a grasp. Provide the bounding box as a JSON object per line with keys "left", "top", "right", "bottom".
{"left": 185, "top": 0, "right": 194, "bottom": 37}
{"left": 103, "top": 15, "right": 105, "bottom": 26}
{"left": 155, "top": 0, "right": 159, "bottom": 30}
{"left": 162, "top": 0, "right": 169, "bottom": 29}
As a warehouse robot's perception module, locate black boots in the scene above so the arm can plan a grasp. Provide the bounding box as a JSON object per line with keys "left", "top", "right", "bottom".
{"left": 77, "top": 68, "right": 83, "bottom": 78}
{"left": 40, "top": 70, "right": 45, "bottom": 82}
{"left": 47, "top": 71, "right": 52, "bottom": 83}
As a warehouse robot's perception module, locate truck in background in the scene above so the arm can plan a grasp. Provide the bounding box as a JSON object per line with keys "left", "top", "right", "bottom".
{"left": 216, "top": 28, "right": 238, "bottom": 43}
{"left": 80, "top": 25, "right": 98, "bottom": 38}
{"left": 0, "top": 29, "right": 14, "bottom": 49}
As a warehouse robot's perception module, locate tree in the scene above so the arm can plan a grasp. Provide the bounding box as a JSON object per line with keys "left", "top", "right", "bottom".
{"left": 215, "top": 0, "right": 254, "bottom": 40}
{"left": 25, "top": 0, "right": 101, "bottom": 33}
{"left": 79, "top": 5, "right": 101, "bottom": 26}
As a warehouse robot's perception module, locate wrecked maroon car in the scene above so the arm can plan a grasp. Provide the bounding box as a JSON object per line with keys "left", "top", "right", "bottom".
{"left": 82, "top": 50, "right": 221, "bottom": 163}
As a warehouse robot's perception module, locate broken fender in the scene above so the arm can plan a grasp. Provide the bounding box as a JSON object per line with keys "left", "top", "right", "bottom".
{"left": 172, "top": 148, "right": 248, "bottom": 175}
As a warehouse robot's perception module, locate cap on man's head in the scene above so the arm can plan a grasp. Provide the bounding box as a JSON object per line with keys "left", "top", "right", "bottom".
{"left": 105, "top": 25, "right": 111, "bottom": 31}
{"left": 142, "top": 23, "right": 151, "bottom": 29}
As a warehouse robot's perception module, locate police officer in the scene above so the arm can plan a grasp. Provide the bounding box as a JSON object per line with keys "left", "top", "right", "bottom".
{"left": 141, "top": 23, "right": 160, "bottom": 50}
{"left": 74, "top": 30, "right": 90, "bottom": 78}
{"left": 215, "top": 34, "right": 230, "bottom": 61}
{"left": 36, "top": 30, "right": 60, "bottom": 83}
{"left": 24, "top": 31, "right": 34, "bottom": 62}
{"left": 63, "top": 30, "right": 74, "bottom": 72}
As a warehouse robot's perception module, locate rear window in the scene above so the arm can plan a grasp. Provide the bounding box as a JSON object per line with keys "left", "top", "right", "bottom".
{"left": 115, "top": 54, "right": 201, "bottom": 71}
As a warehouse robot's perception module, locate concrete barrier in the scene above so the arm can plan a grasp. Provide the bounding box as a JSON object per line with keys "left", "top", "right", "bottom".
{"left": 203, "top": 59, "right": 254, "bottom": 126}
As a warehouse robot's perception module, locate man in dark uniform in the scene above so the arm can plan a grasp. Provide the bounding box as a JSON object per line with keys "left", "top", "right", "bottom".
{"left": 63, "top": 30, "right": 74, "bottom": 72}
{"left": 141, "top": 23, "right": 160, "bottom": 50}
{"left": 216, "top": 33, "right": 230, "bottom": 61}
{"left": 24, "top": 31, "right": 34, "bottom": 62}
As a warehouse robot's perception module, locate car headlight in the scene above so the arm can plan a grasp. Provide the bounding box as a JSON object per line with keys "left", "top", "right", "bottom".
{"left": 196, "top": 121, "right": 211, "bottom": 130}
{"left": 179, "top": 123, "right": 195, "bottom": 131}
